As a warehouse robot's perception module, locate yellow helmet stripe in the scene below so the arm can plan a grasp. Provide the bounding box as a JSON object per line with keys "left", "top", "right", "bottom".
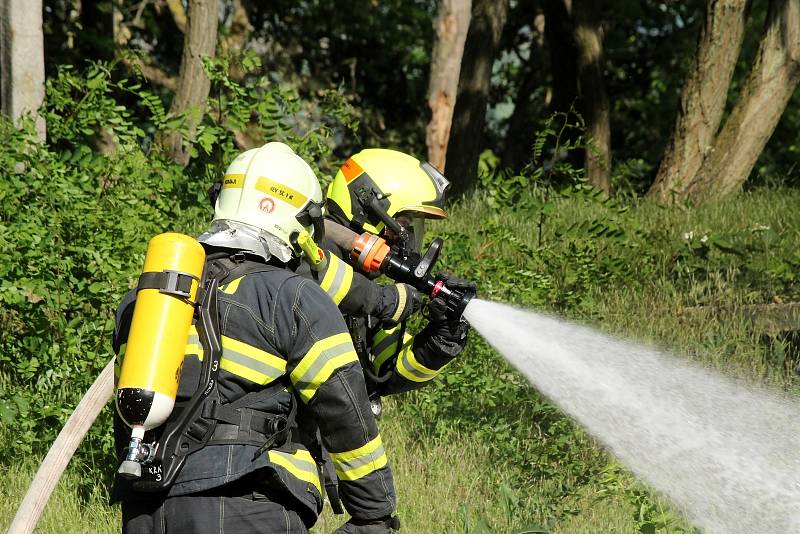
{"left": 222, "top": 173, "right": 245, "bottom": 189}
{"left": 255, "top": 176, "right": 308, "bottom": 208}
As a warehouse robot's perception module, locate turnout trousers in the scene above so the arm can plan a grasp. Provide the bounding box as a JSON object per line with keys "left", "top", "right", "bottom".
{"left": 121, "top": 481, "right": 309, "bottom": 534}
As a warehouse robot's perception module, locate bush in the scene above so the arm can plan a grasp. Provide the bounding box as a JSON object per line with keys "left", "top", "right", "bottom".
{"left": 0, "top": 57, "right": 356, "bottom": 473}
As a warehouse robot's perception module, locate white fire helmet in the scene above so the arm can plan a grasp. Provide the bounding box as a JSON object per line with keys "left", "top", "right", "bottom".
{"left": 199, "top": 142, "right": 324, "bottom": 263}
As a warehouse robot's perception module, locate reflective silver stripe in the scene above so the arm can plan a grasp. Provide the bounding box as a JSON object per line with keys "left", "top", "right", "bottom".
{"left": 399, "top": 351, "right": 437, "bottom": 381}
{"left": 292, "top": 340, "right": 355, "bottom": 390}
{"left": 372, "top": 332, "right": 401, "bottom": 358}
{"left": 268, "top": 450, "right": 322, "bottom": 493}
{"left": 222, "top": 345, "right": 285, "bottom": 380}
{"left": 333, "top": 443, "right": 386, "bottom": 474}
{"left": 325, "top": 257, "right": 346, "bottom": 298}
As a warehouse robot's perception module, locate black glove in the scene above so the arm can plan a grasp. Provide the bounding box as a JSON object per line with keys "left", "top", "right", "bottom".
{"left": 333, "top": 515, "right": 401, "bottom": 534}
{"left": 413, "top": 296, "right": 470, "bottom": 367}
{"left": 436, "top": 272, "right": 477, "bottom": 295}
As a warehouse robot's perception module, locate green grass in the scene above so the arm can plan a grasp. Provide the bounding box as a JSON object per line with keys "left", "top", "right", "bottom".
{"left": 4, "top": 187, "right": 800, "bottom": 533}
{"left": 1, "top": 462, "right": 119, "bottom": 534}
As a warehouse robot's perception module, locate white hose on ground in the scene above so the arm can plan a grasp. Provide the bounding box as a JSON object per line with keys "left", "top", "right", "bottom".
{"left": 8, "top": 357, "right": 115, "bottom": 534}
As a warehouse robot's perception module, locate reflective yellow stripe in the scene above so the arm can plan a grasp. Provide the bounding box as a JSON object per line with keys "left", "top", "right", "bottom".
{"left": 318, "top": 257, "right": 338, "bottom": 294}
{"left": 185, "top": 342, "right": 202, "bottom": 355}
{"left": 290, "top": 332, "right": 358, "bottom": 403}
{"left": 185, "top": 325, "right": 203, "bottom": 360}
{"left": 268, "top": 449, "right": 322, "bottom": 493}
{"left": 218, "top": 358, "right": 262, "bottom": 384}
{"left": 220, "top": 335, "right": 286, "bottom": 385}
{"left": 220, "top": 276, "right": 243, "bottom": 295}
{"left": 319, "top": 255, "right": 354, "bottom": 305}
{"left": 371, "top": 327, "right": 413, "bottom": 373}
{"left": 396, "top": 348, "right": 441, "bottom": 383}
{"left": 333, "top": 262, "right": 353, "bottom": 304}
{"left": 222, "top": 336, "right": 286, "bottom": 371}
{"left": 390, "top": 284, "right": 407, "bottom": 323}
{"left": 330, "top": 435, "right": 388, "bottom": 481}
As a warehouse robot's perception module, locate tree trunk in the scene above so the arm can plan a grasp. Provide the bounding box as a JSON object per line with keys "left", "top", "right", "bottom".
{"left": 542, "top": 0, "right": 578, "bottom": 116}
{"left": 573, "top": 0, "right": 611, "bottom": 193}
{"left": 685, "top": 0, "right": 800, "bottom": 201}
{"left": 500, "top": 12, "right": 545, "bottom": 172}
{"left": 425, "top": 0, "right": 471, "bottom": 172}
{"left": 446, "top": 0, "right": 508, "bottom": 196}
{"left": 647, "top": 0, "right": 750, "bottom": 202}
{"left": 1, "top": 0, "right": 46, "bottom": 140}
{"left": 541, "top": 0, "right": 582, "bottom": 176}
{"left": 222, "top": 0, "right": 252, "bottom": 52}
{"left": 162, "top": 0, "right": 219, "bottom": 167}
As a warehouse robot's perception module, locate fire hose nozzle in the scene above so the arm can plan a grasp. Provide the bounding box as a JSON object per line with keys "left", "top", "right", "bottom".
{"left": 323, "top": 219, "right": 477, "bottom": 319}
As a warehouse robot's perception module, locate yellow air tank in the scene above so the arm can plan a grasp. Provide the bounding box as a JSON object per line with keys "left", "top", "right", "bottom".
{"left": 116, "top": 233, "right": 205, "bottom": 455}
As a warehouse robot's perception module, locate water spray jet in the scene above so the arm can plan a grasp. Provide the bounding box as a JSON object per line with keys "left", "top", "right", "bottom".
{"left": 463, "top": 298, "right": 800, "bottom": 534}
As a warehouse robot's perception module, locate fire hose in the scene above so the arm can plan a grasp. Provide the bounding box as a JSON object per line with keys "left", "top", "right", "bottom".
{"left": 8, "top": 358, "right": 115, "bottom": 534}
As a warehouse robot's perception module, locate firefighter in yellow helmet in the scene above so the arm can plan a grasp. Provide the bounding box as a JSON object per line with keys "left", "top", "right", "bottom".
{"left": 287, "top": 149, "right": 473, "bottom": 526}
{"left": 324, "top": 147, "right": 473, "bottom": 393}
{"left": 111, "top": 143, "right": 398, "bottom": 534}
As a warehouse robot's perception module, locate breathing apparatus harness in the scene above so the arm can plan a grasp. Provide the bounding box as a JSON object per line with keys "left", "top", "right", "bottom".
{"left": 119, "top": 252, "right": 296, "bottom": 493}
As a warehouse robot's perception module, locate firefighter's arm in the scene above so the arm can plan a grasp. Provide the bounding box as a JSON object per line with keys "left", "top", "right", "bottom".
{"left": 280, "top": 279, "right": 396, "bottom": 521}
{"left": 373, "top": 297, "right": 470, "bottom": 396}
{"left": 313, "top": 248, "right": 419, "bottom": 325}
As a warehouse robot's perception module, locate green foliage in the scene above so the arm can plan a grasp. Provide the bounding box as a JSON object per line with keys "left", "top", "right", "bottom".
{"left": 194, "top": 52, "right": 359, "bottom": 185}
{"left": 0, "top": 58, "right": 355, "bottom": 473}
{"left": 0, "top": 72, "right": 205, "bottom": 470}
{"left": 393, "top": 174, "right": 800, "bottom": 530}
{"left": 474, "top": 113, "right": 646, "bottom": 311}
{"left": 4, "top": 58, "right": 800, "bottom": 533}
{"left": 597, "top": 464, "right": 699, "bottom": 534}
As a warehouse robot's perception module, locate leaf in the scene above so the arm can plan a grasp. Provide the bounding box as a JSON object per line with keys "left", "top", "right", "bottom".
{"left": 710, "top": 237, "right": 741, "bottom": 255}
{"left": 470, "top": 519, "right": 494, "bottom": 534}
{"left": 0, "top": 399, "right": 17, "bottom": 425}
{"left": 88, "top": 282, "right": 106, "bottom": 294}
{"left": 86, "top": 75, "right": 104, "bottom": 90}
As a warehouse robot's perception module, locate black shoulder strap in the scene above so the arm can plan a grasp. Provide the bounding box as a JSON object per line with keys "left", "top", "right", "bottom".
{"left": 206, "top": 255, "right": 282, "bottom": 287}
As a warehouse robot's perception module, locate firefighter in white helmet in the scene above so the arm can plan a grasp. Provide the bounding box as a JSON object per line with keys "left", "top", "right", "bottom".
{"left": 111, "top": 142, "right": 399, "bottom": 533}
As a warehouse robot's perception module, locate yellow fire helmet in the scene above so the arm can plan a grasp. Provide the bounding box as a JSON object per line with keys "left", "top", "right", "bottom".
{"left": 326, "top": 149, "right": 450, "bottom": 235}
{"left": 202, "top": 142, "right": 324, "bottom": 263}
